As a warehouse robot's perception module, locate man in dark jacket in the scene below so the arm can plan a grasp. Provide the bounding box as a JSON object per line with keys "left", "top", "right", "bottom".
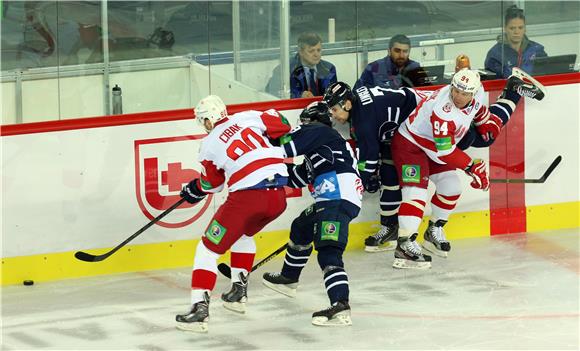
{"left": 266, "top": 32, "right": 337, "bottom": 99}
{"left": 354, "top": 34, "right": 421, "bottom": 90}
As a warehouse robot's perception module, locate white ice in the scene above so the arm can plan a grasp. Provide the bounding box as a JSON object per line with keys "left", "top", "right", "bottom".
{"left": 2, "top": 229, "right": 579, "bottom": 350}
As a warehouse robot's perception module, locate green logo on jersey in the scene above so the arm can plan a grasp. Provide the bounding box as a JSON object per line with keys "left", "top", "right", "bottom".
{"left": 434, "top": 136, "right": 452, "bottom": 151}
{"left": 357, "top": 161, "right": 366, "bottom": 172}
{"left": 320, "top": 221, "right": 340, "bottom": 241}
{"left": 205, "top": 220, "right": 226, "bottom": 245}
{"left": 402, "top": 165, "right": 421, "bottom": 183}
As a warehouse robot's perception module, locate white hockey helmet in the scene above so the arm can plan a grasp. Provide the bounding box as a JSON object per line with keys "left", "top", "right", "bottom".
{"left": 451, "top": 68, "right": 481, "bottom": 94}
{"left": 195, "top": 95, "right": 228, "bottom": 129}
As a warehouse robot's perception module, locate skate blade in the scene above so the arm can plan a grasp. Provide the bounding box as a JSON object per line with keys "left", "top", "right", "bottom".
{"left": 392, "top": 258, "right": 432, "bottom": 270}
{"left": 262, "top": 279, "right": 297, "bottom": 298}
{"left": 421, "top": 241, "right": 449, "bottom": 258}
{"left": 364, "top": 241, "right": 396, "bottom": 253}
{"left": 312, "top": 312, "right": 352, "bottom": 327}
{"left": 222, "top": 301, "right": 246, "bottom": 314}
{"left": 176, "top": 321, "right": 208, "bottom": 333}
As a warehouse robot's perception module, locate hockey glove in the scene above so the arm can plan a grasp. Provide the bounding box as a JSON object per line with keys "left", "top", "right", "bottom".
{"left": 465, "top": 159, "right": 489, "bottom": 191}
{"left": 180, "top": 179, "right": 207, "bottom": 204}
{"left": 365, "top": 174, "right": 381, "bottom": 194}
{"left": 474, "top": 113, "right": 503, "bottom": 143}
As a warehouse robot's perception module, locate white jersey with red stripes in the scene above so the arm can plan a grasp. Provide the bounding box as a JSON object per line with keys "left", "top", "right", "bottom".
{"left": 197, "top": 109, "right": 290, "bottom": 192}
{"left": 398, "top": 84, "right": 488, "bottom": 164}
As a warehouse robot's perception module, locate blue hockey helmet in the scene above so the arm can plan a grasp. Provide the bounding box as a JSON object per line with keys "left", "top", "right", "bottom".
{"left": 299, "top": 101, "right": 332, "bottom": 127}
{"left": 323, "top": 81, "right": 354, "bottom": 109}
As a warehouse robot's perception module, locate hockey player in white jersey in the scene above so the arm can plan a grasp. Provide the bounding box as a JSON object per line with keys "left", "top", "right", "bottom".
{"left": 390, "top": 68, "right": 546, "bottom": 268}
{"left": 175, "top": 95, "right": 291, "bottom": 332}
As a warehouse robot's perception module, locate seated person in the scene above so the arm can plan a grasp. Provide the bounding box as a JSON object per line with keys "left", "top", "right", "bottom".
{"left": 354, "top": 34, "right": 421, "bottom": 89}
{"left": 485, "top": 5, "right": 547, "bottom": 78}
{"left": 266, "top": 32, "right": 337, "bottom": 99}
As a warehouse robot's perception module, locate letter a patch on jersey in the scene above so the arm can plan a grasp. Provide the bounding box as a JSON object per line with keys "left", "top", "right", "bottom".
{"left": 402, "top": 165, "right": 421, "bottom": 183}
{"left": 320, "top": 221, "right": 340, "bottom": 241}
{"left": 205, "top": 219, "right": 227, "bottom": 244}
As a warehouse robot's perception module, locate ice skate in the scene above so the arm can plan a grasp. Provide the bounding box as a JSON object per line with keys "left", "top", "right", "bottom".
{"left": 262, "top": 272, "right": 298, "bottom": 298}
{"left": 312, "top": 300, "right": 352, "bottom": 326}
{"left": 393, "top": 233, "right": 432, "bottom": 269}
{"left": 221, "top": 272, "right": 248, "bottom": 314}
{"left": 422, "top": 220, "right": 451, "bottom": 258}
{"left": 364, "top": 224, "right": 398, "bottom": 252}
{"left": 176, "top": 291, "right": 210, "bottom": 333}
{"left": 502, "top": 67, "right": 546, "bottom": 101}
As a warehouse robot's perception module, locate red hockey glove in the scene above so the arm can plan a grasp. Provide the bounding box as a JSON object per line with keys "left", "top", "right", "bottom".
{"left": 474, "top": 113, "right": 503, "bottom": 142}
{"left": 465, "top": 159, "right": 489, "bottom": 191}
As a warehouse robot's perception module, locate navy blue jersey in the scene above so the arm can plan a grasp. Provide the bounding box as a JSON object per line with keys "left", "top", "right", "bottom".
{"left": 280, "top": 122, "right": 362, "bottom": 208}
{"left": 349, "top": 85, "right": 423, "bottom": 185}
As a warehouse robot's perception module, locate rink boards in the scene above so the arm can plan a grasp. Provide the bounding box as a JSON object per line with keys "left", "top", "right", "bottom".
{"left": 1, "top": 74, "right": 579, "bottom": 285}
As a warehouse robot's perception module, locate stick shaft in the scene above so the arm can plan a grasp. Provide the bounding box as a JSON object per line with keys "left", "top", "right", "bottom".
{"left": 490, "top": 156, "right": 561, "bottom": 184}
{"left": 217, "top": 243, "right": 288, "bottom": 279}
{"left": 75, "top": 198, "right": 186, "bottom": 262}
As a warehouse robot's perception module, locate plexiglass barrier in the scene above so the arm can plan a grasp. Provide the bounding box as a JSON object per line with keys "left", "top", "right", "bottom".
{"left": 1, "top": 1, "right": 579, "bottom": 124}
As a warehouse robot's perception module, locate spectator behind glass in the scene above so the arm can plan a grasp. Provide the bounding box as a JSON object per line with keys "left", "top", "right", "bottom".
{"left": 266, "top": 32, "right": 337, "bottom": 99}
{"left": 484, "top": 5, "right": 547, "bottom": 78}
{"left": 354, "top": 34, "right": 421, "bottom": 89}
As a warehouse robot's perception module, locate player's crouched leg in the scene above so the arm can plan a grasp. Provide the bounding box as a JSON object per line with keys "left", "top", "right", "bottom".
{"left": 312, "top": 246, "right": 352, "bottom": 327}
{"left": 263, "top": 207, "right": 316, "bottom": 298}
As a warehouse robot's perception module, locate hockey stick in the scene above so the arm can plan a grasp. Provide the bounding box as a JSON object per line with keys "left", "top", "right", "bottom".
{"left": 75, "top": 198, "right": 186, "bottom": 262}
{"left": 218, "top": 243, "right": 289, "bottom": 279}
{"left": 490, "top": 155, "right": 561, "bottom": 184}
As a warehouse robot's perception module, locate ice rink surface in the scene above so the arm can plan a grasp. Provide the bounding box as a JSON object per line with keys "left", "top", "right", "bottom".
{"left": 2, "top": 229, "right": 579, "bottom": 350}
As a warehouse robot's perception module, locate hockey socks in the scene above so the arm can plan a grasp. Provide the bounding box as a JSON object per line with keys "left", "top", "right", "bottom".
{"left": 280, "top": 241, "right": 312, "bottom": 280}
{"left": 323, "top": 266, "right": 349, "bottom": 304}
{"left": 190, "top": 241, "right": 219, "bottom": 304}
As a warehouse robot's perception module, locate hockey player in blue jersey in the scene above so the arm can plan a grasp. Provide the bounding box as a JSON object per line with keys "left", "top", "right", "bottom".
{"left": 262, "top": 101, "right": 363, "bottom": 326}
{"left": 323, "top": 69, "right": 545, "bottom": 262}
{"left": 323, "top": 81, "right": 425, "bottom": 253}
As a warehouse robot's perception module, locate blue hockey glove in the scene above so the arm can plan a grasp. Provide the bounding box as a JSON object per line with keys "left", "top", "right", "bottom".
{"left": 365, "top": 174, "right": 381, "bottom": 193}
{"left": 180, "top": 179, "right": 207, "bottom": 204}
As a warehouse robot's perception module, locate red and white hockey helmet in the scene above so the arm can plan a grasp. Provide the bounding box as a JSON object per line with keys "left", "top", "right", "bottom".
{"left": 451, "top": 68, "right": 481, "bottom": 94}
{"left": 195, "top": 95, "right": 228, "bottom": 129}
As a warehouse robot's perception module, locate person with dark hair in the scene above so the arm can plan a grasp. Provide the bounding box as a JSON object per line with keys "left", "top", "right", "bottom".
{"left": 262, "top": 101, "right": 362, "bottom": 326}
{"left": 266, "top": 32, "right": 337, "bottom": 99}
{"left": 354, "top": 34, "right": 421, "bottom": 89}
{"left": 485, "top": 5, "right": 547, "bottom": 78}
{"left": 322, "top": 81, "right": 426, "bottom": 252}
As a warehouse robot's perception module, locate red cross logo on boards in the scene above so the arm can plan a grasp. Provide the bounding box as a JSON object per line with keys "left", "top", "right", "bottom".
{"left": 134, "top": 135, "right": 213, "bottom": 228}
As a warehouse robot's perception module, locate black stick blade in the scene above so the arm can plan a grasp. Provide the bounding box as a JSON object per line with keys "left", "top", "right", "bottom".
{"left": 490, "top": 155, "right": 561, "bottom": 184}
{"left": 540, "top": 155, "right": 561, "bottom": 182}
{"left": 217, "top": 263, "right": 232, "bottom": 279}
{"left": 74, "top": 251, "right": 103, "bottom": 262}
